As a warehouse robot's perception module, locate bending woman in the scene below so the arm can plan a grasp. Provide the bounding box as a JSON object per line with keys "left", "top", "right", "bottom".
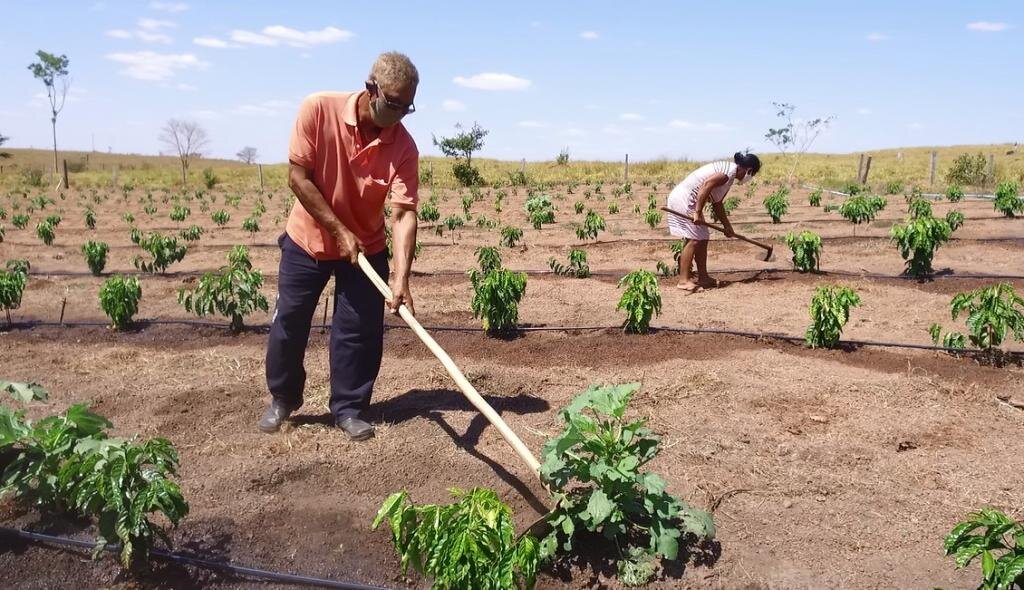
{"left": 666, "top": 151, "right": 761, "bottom": 292}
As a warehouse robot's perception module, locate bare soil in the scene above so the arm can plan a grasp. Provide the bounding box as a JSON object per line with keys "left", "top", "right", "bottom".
{"left": 1, "top": 184, "right": 1023, "bottom": 589}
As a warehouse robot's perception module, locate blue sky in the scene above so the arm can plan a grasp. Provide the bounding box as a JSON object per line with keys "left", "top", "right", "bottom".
{"left": 1, "top": 1, "right": 1021, "bottom": 163}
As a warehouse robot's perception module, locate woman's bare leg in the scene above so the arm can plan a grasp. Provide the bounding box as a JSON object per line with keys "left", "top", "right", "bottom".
{"left": 677, "top": 239, "right": 705, "bottom": 291}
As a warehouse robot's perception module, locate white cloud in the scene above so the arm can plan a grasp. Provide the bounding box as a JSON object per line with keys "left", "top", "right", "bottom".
{"left": 580, "top": 31, "right": 599, "bottom": 40}
{"left": 106, "top": 18, "right": 175, "bottom": 44}
{"left": 105, "top": 51, "right": 208, "bottom": 81}
{"left": 149, "top": 1, "right": 188, "bottom": 12}
{"left": 138, "top": 17, "right": 175, "bottom": 30}
{"left": 193, "top": 36, "right": 236, "bottom": 48}
{"left": 452, "top": 72, "right": 531, "bottom": 91}
{"left": 230, "top": 25, "right": 354, "bottom": 48}
{"left": 856, "top": 107, "right": 872, "bottom": 115}
{"left": 517, "top": 120, "right": 545, "bottom": 128}
{"left": 669, "top": 119, "right": 693, "bottom": 129}
{"left": 136, "top": 31, "right": 173, "bottom": 44}
{"left": 441, "top": 99, "right": 466, "bottom": 112}
{"left": 619, "top": 112, "right": 644, "bottom": 121}
{"left": 967, "top": 21, "right": 1010, "bottom": 32}
{"left": 106, "top": 29, "right": 133, "bottom": 39}
{"left": 176, "top": 82, "right": 197, "bottom": 91}
{"left": 668, "top": 119, "right": 728, "bottom": 131}
{"left": 866, "top": 32, "right": 888, "bottom": 42}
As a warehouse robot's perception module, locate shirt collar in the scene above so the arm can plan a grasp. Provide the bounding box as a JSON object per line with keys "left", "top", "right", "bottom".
{"left": 344, "top": 89, "right": 398, "bottom": 145}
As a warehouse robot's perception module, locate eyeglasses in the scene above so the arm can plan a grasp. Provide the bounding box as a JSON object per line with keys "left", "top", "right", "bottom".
{"left": 370, "top": 80, "right": 416, "bottom": 115}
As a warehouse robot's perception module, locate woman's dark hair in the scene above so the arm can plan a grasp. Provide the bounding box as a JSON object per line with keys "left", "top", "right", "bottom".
{"left": 734, "top": 151, "right": 761, "bottom": 175}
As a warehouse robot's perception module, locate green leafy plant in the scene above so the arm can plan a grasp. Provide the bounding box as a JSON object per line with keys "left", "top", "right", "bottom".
{"left": 35, "top": 220, "right": 56, "bottom": 246}
{"left": 475, "top": 246, "right": 502, "bottom": 273}
{"left": 539, "top": 383, "right": 715, "bottom": 586}
{"left": 500, "top": 225, "right": 523, "bottom": 248}
{"left": 643, "top": 208, "right": 662, "bottom": 229}
{"left": 122, "top": 212, "right": 135, "bottom": 225}
{"left": 211, "top": 209, "right": 230, "bottom": 227}
{"left": 890, "top": 208, "right": 954, "bottom": 277}
{"left": 783, "top": 231, "right": 822, "bottom": 272}
{"left": 709, "top": 195, "right": 741, "bottom": 223}
{"left": 617, "top": 270, "right": 661, "bottom": 334}
{"left": 179, "top": 224, "right": 203, "bottom": 243}
{"left": 462, "top": 193, "right": 474, "bottom": 219}
{"left": 12, "top": 214, "right": 30, "bottom": 229}
{"left": 133, "top": 232, "right": 187, "bottom": 273}
{"left": 84, "top": 207, "right": 96, "bottom": 229}
{"left": 935, "top": 284, "right": 1024, "bottom": 354}
{"left": 762, "top": 187, "right": 790, "bottom": 223}
{"left": 946, "top": 210, "right": 965, "bottom": 231}
{"left": 885, "top": 180, "right": 904, "bottom": 195}
{"left": 178, "top": 245, "right": 268, "bottom": 333}
{"left": 805, "top": 285, "right": 860, "bottom": 348}
{"left": 242, "top": 216, "right": 260, "bottom": 237}
{"left": 470, "top": 269, "right": 527, "bottom": 335}
{"left": 928, "top": 323, "right": 967, "bottom": 350}
{"left": 808, "top": 188, "right": 823, "bottom": 207}
{"left": 946, "top": 184, "right": 965, "bottom": 202}
{"left": 525, "top": 195, "right": 555, "bottom": 230}
{"left": 81, "top": 240, "right": 109, "bottom": 276}
{"left": 574, "top": 201, "right": 585, "bottom": 214}
{"left": 575, "top": 209, "right": 606, "bottom": 240}
{"left": 945, "top": 153, "right": 987, "bottom": 186}
{"left": 608, "top": 202, "right": 619, "bottom": 214}
{"left": 994, "top": 181, "right": 1023, "bottom": 218}
{"left": 373, "top": 488, "right": 539, "bottom": 590}
{"left": 170, "top": 204, "right": 190, "bottom": 223}
{"left": 442, "top": 214, "right": 465, "bottom": 243}
{"left": 838, "top": 194, "right": 887, "bottom": 230}
{"left": 99, "top": 276, "right": 142, "bottom": 329}
{"left": 143, "top": 204, "right": 158, "bottom": 216}
{"left": 0, "top": 259, "right": 30, "bottom": 326}
{"left": 944, "top": 508, "right": 1024, "bottom": 590}
{"left": 548, "top": 248, "right": 590, "bottom": 278}
{"left": 418, "top": 199, "right": 440, "bottom": 223}
{"left": 202, "top": 167, "right": 218, "bottom": 189}
{"left": 434, "top": 122, "right": 488, "bottom": 187}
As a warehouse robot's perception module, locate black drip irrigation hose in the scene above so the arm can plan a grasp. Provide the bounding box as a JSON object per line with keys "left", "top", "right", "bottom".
{"left": 10, "top": 318, "right": 1021, "bottom": 359}
{"left": 0, "top": 527, "right": 393, "bottom": 590}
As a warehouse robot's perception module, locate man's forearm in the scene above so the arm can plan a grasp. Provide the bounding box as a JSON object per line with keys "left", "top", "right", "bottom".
{"left": 291, "top": 177, "right": 351, "bottom": 240}
{"left": 391, "top": 208, "right": 417, "bottom": 280}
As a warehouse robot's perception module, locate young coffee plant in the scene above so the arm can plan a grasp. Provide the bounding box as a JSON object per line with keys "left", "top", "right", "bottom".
{"left": 945, "top": 184, "right": 965, "bottom": 203}
{"left": 211, "top": 209, "right": 230, "bottom": 227}
{"left": 762, "top": 187, "right": 790, "bottom": 223}
{"left": 539, "top": 383, "right": 715, "bottom": 586}
{"left": 179, "top": 224, "right": 203, "bottom": 243}
{"left": 808, "top": 188, "right": 822, "bottom": 207}
{"left": 470, "top": 268, "right": 527, "bottom": 335}
{"left": 993, "top": 181, "right": 1023, "bottom": 218}
{"left": 418, "top": 199, "right": 440, "bottom": 223}
{"left": 928, "top": 323, "right": 967, "bottom": 350}
{"left": 500, "top": 225, "right": 523, "bottom": 248}
{"left": 84, "top": 207, "right": 96, "bottom": 229}
{"left": 12, "top": 214, "right": 30, "bottom": 230}
{"left": 838, "top": 194, "right": 887, "bottom": 231}
{"left": 99, "top": 276, "right": 142, "bottom": 329}
{"left": 178, "top": 245, "right": 269, "bottom": 333}
{"left": 373, "top": 488, "right": 539, "bottom": 590}
{"left": 0, "top": 259, "right": 30, "bottom": 326}
{"left": 548, "top": 248, "right": 590, "bottom": 278}
{"left": 617, "top": 270, "right": 661, "bottom": 334}
{"left": 804, "top": 285, "right": 860, "bottom": 348}
{"left": 783, "top": 231, "right": 822, "bottom": 272}
{"left": 944, "top": 508, "right": 1024, "bottom": 590}
{"left": 945, "top": 210, "right": 966, "bottom": 231}
{"left": 170, "top": 205, "right": 190, "bottom": 223}
{"left": 81, "top": 240, "right": 109, "bottom": 276}
{"left": 574, "top": 200, "right": 585, "bottom": 214}
{"left": 242, "top": 216, "right": 260, "bottom": 237}
{"left": 890, "top": 208, "right": 954, "bottom": 277}
{"left": 133, "top": 232, "right": 187, "bottom": 273}
{"left": 442, "top": 214, "right": 465, "bottom": 243}
{"left": 643, "top": 207, "right": 662, "bottom": 229}
{"left": 35, "top": 220, "right": 56, "bottom": 246}
{"left": 525, "top": 194, "right": 555, "bottom": 229}
{"left": 608, "top": 202, "right": 619, "bottom": 214}
{"left": 474, "top": 246, "right": 503, "bottom": 273}
{"left": 575, "top": 209, "right": 606, "bottom": 240}
{"left": 122, "top": 212, "right": 135, "bottom": 225}
{"left": 932, "top": 284, "right": 1024, "bottom": 355}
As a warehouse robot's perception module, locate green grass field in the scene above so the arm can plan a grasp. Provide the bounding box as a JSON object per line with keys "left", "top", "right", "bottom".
{"left": 1, "top": 143, "right": 1021, "bottom": 193}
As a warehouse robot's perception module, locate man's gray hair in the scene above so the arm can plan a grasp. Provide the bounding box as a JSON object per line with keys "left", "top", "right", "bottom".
{"left": 370, "top": 52, "right": 419, "bottom": 90}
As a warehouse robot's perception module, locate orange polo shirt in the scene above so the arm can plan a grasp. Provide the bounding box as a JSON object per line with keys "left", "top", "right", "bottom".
{"left": 286, "top": 90, "right": 419, "bottom": 259}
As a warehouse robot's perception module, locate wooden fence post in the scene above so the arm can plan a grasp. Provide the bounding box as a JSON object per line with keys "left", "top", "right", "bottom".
{"left": 624, "top": 153, "right": 629, "bottom": 183}
{"left": 988, "top": 154, "right": 996, "bottom": 185}
{"left": 929, "top": 151, "right": 937, "bottom": 186}
{"left": 62, "top": 159, "right": 70, "bottom": 189}
{"left": 429, "top": 161, "right": 433, "bottom": 191}
{"left": 857, "top": 153, "right": 865, "bottom": 182}
{"left": 859, "top": 156, "right": 873, "bottom": 184}
{"left": 521, "top": 158, "right": 526, "bottom": 175}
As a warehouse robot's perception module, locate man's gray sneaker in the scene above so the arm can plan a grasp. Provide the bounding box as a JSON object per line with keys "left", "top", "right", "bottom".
{"left": 336, "top": 416, "right": 375, "bottom": 441}
{"left": 257, "top": 400, "right": 299, "bottom": 433}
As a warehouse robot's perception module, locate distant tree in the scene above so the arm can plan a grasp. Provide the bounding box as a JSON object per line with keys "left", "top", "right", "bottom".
{"left": 433, "top": 122, "right": 488, "bottom": 186}
{"left": 765, "top": 102, "right": 834, "bottom": 184}
{"left": 236, "top": 146, "right": 259, "bottom": 164}
{"left": 0, "top": 132, "right": 10, "bottom": 159}
{"left": 27, "top": 50, "right": 71, "bottom": 175}
{"left": 160, "top": 119, "right": 210, "bottom": 186}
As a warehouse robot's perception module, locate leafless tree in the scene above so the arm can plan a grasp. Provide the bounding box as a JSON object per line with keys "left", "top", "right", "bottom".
{"left": 27, "top": 50, "right": 71, "bottom": 175}
{"left": 236, "top": 146, "right": 259, "bottom": 164}
{"left": 160, "top": 119, "right": 209, "bottom": 186}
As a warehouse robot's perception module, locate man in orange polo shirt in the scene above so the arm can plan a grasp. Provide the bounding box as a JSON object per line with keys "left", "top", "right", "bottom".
{"left": 259, "top": 52, "right": 420, "bottom": 440}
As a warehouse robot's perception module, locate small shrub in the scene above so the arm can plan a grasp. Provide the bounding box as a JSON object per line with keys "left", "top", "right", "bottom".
{"left": 524, "top": 195, "right": 555, "bottom": 230}
{"left": 884, "top": 180, "right": 904, "bottom": 195}
{"left": 945, "top": 210, "right": 965, "bottom": 231}
{"left": 12, "top": 214, "right": 30, "bottom": 230}
{"left": 808, "top": 188, "right": 822, "bottom": 207}
{"left": 548, "top": 248, "right": 590, "bottom": 278}
{"left": 133, "top": 232, "right": 187, "bottom": 274}
{"left": 783, "top": 231, "right": 822, "bottom": 272}
{"left": 122, "top": 212, "right": 135, "bottom": 225}
{"left": 944, "top": 509, "right": 1024, "bottom": 589}
{"left": 242, "top": 216, "right": 260, "bottom": 237}
{"left": 574, "top": 201, "right": 585, "bottom": 214}
{"left": 890, "top": 210, "right": 953, "bottom": 277}
{"left": 805, "top": 285, "right": 860, "bottom": 348}
{"left": 608, "top": 202, "right": 619, "bottom": 214}
{"left": 838, "top": 194, "right": 887, "bottom": 227}
{"left": 452, "top": 160, "right": 484, "bottom": 187}
{"left": 81, "top": 241, "right": 109, "bottom": 276}
{"left": 643, "top": 208, "right": 662, "bottom": 229}
{"left": 617, "top": 270, "right": 661, "bottom": 334}
{"left": 470, "top": 269, "right": 527, "bottom": 335}
{"left": 178, "top": 246, "right": 269, "bottom": 332}
{"left": 474, "top": 246, "right": 502, "bottom": 273}
{"left": 84, "top": 208, "right": 96, "bottom": 229}
{"left": 945, "top": 153, "right": 987, "bottom": 186}
{"left": 418, "top": 199, "right": 440, "bottom": 223}
{"left": 943, "top": 284, "right": 1024, "bottom": 352}
{"left": 945, "top": 184, "right": 965, "bottom": 202}
{"left": 35, "top": 221, "right": 56, "bottom": 246}
{"left": 211, "top": 209, "right": 230, "bottom": 226}
{"left": 170, "top": 205, "right": 190, "bottom": 223}
{"left": 99, "top": 276, "right": 142, "bottom": 329}
{"left": 0, "top": 259, "right": 30, "bottom": 325}
{"left": 500, "top": 226, "right": 523, "bottom": 248}
{"left": 762, "top": 187, "right": 790, "bottom": 223}
{"left": 574, "top": 209, "right": 606, "bottom": 240}
{"left": 993, "top": 181, "right": 1023, "bottom": 218}
{"left": 202, "top": 167, "right": 218, "bottom": 189}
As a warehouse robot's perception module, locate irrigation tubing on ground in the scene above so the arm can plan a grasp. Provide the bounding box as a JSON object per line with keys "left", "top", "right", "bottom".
{"left": 10, "top": 318, "right": 1022, "bottom": 360}
{"left": 0, "top": 527, "right": 394, "bottom": 590}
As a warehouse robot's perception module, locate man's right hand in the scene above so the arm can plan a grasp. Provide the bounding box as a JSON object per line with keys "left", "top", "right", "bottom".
{"left": 333, "top": 228, "right": 361, "bottom": 265}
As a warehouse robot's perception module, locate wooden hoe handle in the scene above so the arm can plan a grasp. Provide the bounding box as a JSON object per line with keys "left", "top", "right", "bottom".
{"left": 356, "top": 253, "right": 543, "bottom": 478}
{"left": 660, "top": 206, "right": 773, "bottom": 252}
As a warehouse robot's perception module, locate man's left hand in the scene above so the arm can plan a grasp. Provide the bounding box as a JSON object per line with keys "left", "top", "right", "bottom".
{"left": 387, "top": 277, "right": 415, "bottom": 316}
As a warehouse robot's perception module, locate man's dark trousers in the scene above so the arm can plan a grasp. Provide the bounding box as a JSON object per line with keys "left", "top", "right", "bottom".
{"left": 266, "top": 233, "right": 389, "bottom": 420}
